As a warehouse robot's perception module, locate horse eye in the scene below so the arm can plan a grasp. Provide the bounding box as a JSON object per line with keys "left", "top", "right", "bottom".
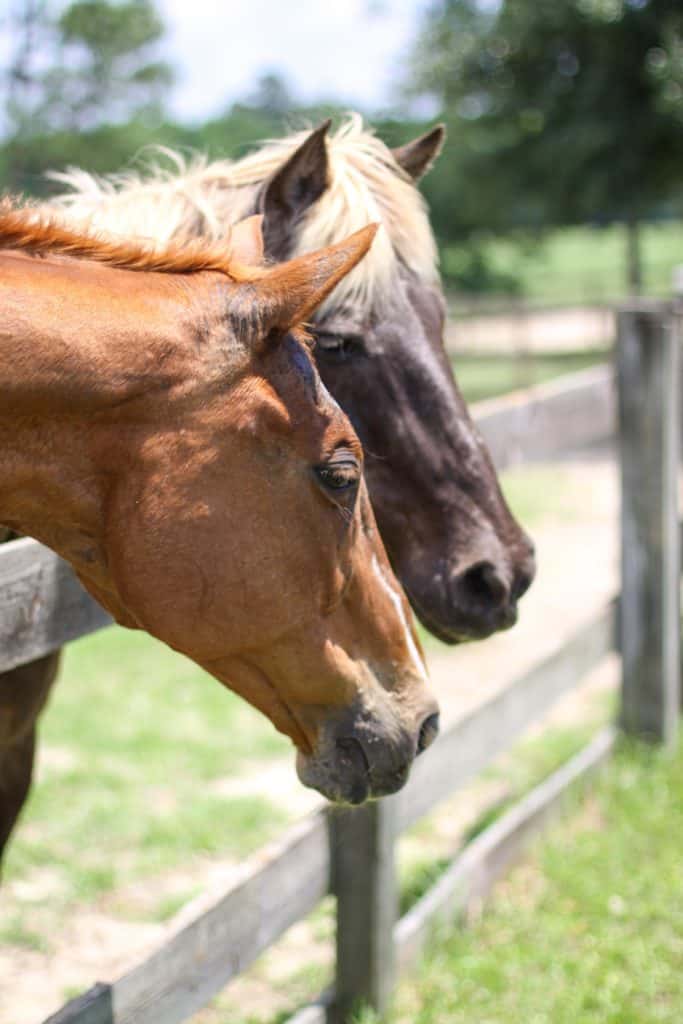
{"left": 316, "top": 332, "right": 361, "bottom": 357}
{"left": 315, "top": 453, "right": 360, "bottom": 492}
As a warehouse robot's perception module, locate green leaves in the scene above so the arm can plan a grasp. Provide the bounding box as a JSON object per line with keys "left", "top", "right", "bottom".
{"left": 407, "top": 0, "right": 683, "bottom": 278}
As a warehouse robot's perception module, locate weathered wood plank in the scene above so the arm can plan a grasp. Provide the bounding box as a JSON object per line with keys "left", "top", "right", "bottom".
{"left": 394, "top": 725, "right": 617, "bottom": 970}
{"left": 474, "top": 364, "right": 614, "bottom": 471}
{"left": 331, "top": 800, "right": 397, "bottom": 1023}
{"left": 396, "top": 600, "right": 616, "bottom": 833}
{"left": 110, "top": 812, "right": 329, "bottom": 1024}
{"left": 617, "top": 305, "right": 681, "bottom": 745}
{"left": 0, "top": 537, "right": 111, "bottom": 671}
{"left": 43, "top": 984, "right": 113, "bottom": 1024}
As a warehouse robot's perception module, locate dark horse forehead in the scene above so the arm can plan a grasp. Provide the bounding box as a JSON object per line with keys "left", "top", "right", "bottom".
{"left": 312, "top": 263, "right": 445, "bottom": 340}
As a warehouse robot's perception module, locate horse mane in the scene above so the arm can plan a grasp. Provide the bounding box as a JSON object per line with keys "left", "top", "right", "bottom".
{"left": 47, "top": 114, "right": 439, "bottom": 313}
{"left": 0, "top": 197, "right": 256, "bottom": 280}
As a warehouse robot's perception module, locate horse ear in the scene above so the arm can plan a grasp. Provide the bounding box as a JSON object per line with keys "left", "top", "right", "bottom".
{"left": 244, "top": 224, "right": 378, "bottom": 338}
{"left": 230, "top": 214, "right": 265, "bottom": 266}
{"left": 260, "top": 119, "right": 331, "bottom": 260}
{"left": 392, "top": 124, "right": 446, "bottom": 181}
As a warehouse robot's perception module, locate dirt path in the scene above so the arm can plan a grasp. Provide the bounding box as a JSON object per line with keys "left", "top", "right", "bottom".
{"left": 0, "top": 452, "right": 619, "bottom": 1024}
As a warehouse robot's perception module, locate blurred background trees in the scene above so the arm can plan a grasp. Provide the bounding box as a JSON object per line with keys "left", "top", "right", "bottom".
{"left": 2, "top": 0, "right": 682, "bottom": 298}
{"left": 3, "top": 0, "right": 172, "bottom": 190}
{"left": 409, "top": 0, "right": 683, "bottom": 290}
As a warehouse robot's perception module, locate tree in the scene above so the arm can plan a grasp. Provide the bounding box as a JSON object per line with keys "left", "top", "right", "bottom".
{"left": 1, "top": 0, "right": 173, "bottom": 193}
{"left": 39, "top": 0, "right": 173, "bottom": 132}
{"left": 409, "top": 0, "right": 683, "bottom": 290}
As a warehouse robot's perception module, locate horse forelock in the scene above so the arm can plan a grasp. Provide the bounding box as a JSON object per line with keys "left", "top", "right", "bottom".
{"left": 47, "top": 115, "right": 440, "bottom": 315}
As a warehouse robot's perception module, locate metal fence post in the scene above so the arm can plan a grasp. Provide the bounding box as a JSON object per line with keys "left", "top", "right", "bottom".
{"left": 330, "top": 798, "right": 397, "bottom": 1023}
{"left": 617, "top": 302, "right": 680, "bottom": 745}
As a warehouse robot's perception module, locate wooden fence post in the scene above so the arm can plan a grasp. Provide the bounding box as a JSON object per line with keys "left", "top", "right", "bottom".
{"left": 330, "top": 798, "right": 397, "bottom": 1023}
{"left": 617, "top": 303, "right": 680, "bottom": 745}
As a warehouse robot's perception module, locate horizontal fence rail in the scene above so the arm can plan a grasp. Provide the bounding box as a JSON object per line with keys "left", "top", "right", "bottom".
{"left": 475, "top": 364, "right": 614, "bottom": 471}
{"left": 395, "top": 600, "right": 615, "bottom": 833}
{"left": 0, "top": 537, "right": 111, "bottom": 672}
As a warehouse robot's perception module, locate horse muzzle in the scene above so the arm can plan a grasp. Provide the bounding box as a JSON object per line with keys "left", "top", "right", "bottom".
{"left": 295, "top": 701, "right": 440, "bottom": 805}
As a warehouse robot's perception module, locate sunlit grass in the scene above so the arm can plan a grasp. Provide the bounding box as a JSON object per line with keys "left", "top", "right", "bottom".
{"left": 447, "top": 219, "right": 683, "bottom": 306}
{"left": 453, "top": 349, "right": 607, "bottom": 405}
{"left": 362, "top": 734, "right": 683, "bottom": 1024}
{"left": 1, "top": 625, "right": 291, "bottom": 914}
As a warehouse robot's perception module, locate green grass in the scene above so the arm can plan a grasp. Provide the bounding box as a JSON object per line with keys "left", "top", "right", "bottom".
{"left": 0, "top": 912, "right": 50, "bottom": 953}
{"left": 399, "top": 693, "right": 613, "bottom": 918}
{"left": 2, "top": 626, "right": 291, "bottom": 914}
{"left": 367, "top": 734, "right": 683, "bottom": 1024}
{"left": 453, "top": 349, "right": 607, "bottom": 405}
{"left": 446, "top": 220, "right": 683, "bottom": 307}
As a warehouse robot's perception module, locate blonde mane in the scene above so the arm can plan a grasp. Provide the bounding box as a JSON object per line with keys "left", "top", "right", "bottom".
{"left": 0, "top": 197, "right": 255, "bottom": 280}
{"left": 47, "top": 114, "right": 439, "bottom": 313}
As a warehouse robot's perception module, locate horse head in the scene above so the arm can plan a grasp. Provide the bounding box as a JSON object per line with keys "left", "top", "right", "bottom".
{"left": 0, "top": 210, "right": 438, "bottom": 804}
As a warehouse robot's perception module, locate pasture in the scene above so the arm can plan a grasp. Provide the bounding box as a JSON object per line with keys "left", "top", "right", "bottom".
{"left": 451, "top": 350, "right": 606, "bottom": 404}
{"left": 382, "top": 735, "right": 683, "bottom": 1024}
{"left": 444, "top": 219, "right": 683, "bottom": 307}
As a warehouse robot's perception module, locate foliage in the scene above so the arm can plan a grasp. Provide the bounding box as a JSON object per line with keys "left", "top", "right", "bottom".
{"left": 7, "top": 0, "right": 171, "bottom": 131}
{"left": 409, "top": 0, "right": 683, "bottom": 286}
{"left": 3, "top": 1, "right": 682, "bottom": 296}
{"left": 3, "top": 0, "right": 173, "bottom": 192}
{"left": 446, "top": 218, "right": 683, "bottom": 302}
{"left": 411, "top": 0, "right": 683, "bottom": 226}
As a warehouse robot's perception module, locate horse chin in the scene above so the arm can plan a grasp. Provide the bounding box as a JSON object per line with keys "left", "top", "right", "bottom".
{"left": 405, "top": 578, "right": 519, "bottom": 645}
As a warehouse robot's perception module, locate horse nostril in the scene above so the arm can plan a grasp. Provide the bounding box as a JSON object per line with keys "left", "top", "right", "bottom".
{"left": 335, "top": 736, "right": 370, "bottom": 776}
{"left": 512, "top": 566, "right": 534, "bottom": 601}
{"left": 459, "top": 561, "right": 509, "bottom": 608}
{"left": 417, "top": 712, "right": 440, "bottom": 755}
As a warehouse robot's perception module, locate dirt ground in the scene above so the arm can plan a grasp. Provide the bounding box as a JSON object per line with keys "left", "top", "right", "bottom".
{"left": 0, "top": 450, "right": 619, "bottom": 1024}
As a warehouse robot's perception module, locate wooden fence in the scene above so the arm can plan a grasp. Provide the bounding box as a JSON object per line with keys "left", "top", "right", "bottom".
{"left": 1, "top": 304, "right": 679, "bottom": 1024}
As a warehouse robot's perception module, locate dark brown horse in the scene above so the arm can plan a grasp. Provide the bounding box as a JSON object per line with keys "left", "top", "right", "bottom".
{"left": 0, "top": 205, "right": 438, "bottom": 848}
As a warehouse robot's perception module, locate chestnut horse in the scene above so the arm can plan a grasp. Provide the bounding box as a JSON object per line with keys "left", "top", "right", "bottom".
{"left": 0, "top": 203, "right": 438, "bottom": 845}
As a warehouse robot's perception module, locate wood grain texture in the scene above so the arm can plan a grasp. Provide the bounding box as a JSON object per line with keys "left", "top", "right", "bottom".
{"left": 113, "top": 813, "right": 329, "bottom": 1024}
{"left": 43, "top": 984, "right": 113, "bottom": 1024}
{"left": 617, "top": 305, "right": 680, "bottom": 745}
{"left": 331, "top": 799, "right": 397, "bottom": 1022}
{"left": 395, "top": 726, "right": 617, "bottom": 971}
{"left": 0, "top": 538, "right": 111, "bottom": 672}
{"left": 474, "top": 364, "right": 614, "bottom": 470}
{"left": 283, "top": 727, "right": 617, "bottom": 1024}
